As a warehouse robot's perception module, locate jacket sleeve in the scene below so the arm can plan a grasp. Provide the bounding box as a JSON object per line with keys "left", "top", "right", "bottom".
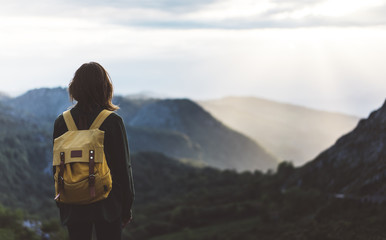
{"left": 104, "top": 114, "right": 135, "bottom": 220}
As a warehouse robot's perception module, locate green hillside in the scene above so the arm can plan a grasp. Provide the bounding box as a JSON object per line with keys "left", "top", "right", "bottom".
{"left": 128, "top": 155, "right": 386, "bottom": 240}
{"left": 1, "top": 149, "right": 386, "bottom": 239}
{"left": 0, "top": 105, "right": 55, "bottom": 218}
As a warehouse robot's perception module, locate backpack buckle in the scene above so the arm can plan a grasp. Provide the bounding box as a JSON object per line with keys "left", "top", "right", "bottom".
{"left": 89, "top": 174, "right": 96, "bottom": 198}
{"left": 89, "top": 174, "right": 95, "bottom": 184}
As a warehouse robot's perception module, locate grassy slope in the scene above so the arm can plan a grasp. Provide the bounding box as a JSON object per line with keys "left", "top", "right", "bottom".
{"left": 150, "top": 217, "right": 261, "bottom": 240}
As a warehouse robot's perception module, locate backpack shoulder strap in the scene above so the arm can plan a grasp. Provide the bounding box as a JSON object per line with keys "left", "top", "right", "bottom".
{"left": 90, "top": 110, "right": 113, "bottom": 129}
{"left": 63, "top": 110, "right": 78, "bottom": 131}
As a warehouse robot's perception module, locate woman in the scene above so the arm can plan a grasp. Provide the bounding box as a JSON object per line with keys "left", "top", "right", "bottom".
{"left": 53, "top": 62, "right": 134, "bottom": 240}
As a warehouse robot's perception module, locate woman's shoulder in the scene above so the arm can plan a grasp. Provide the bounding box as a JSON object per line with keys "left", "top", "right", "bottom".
{"left": 53, "top": 113, "right": 68, "bottom": 138}
{"left": 54, "top": 108, "right": 74, "bottom": 125}
{"left": 106, "top": 111, "right": 123, "bottom": 121}
{"left": 102, "top": 111, "right": 125, "bottom": 128}
{"left": 54, "top": 113, "right": 65, "bottom": 127}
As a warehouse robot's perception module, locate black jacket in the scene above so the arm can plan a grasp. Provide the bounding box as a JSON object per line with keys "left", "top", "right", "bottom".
{"left": 53, "top": 105, "right": 134, "bottom": 224}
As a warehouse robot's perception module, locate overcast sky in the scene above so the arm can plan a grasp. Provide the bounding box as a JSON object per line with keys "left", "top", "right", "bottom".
{"left": 1, "top": 0, "right": 386, "bottom": 116}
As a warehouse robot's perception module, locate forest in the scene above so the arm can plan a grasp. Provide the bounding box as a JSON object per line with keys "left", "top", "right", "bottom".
{"left": 2, "top": 153, "right": 386, "bottom": 240}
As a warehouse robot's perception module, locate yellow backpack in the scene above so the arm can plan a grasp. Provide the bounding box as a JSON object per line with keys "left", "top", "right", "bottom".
{"left": 53, "top": 109, "right": 113, "bottom": 204}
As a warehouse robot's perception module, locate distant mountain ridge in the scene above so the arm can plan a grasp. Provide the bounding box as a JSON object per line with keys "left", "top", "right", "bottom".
{"left": 287, "top": 99, "right": 386, "bottom": 196}
{"left": 7, "top": 87, "right": 71, "bottom": 119}
{"left": 199, "top": 96, "right": 359, "bottom": 166}
{"left": 129, "top": 99, "right": 277, "bottom": 170}
{"left": 0, "top": 91, "right": 9, "bottom": 101}
{"left": 124, "top": 91, "right": 169, "bottom": 100}
{"left": 0, "top": 87, "right": 277, "bottom": 171}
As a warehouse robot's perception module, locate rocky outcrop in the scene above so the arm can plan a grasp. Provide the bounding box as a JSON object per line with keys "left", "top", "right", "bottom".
{"left": 290, "top": 99, "right": 386, "bottom": 195}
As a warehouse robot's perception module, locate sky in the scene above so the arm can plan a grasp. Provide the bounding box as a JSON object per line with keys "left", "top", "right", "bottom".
{"left": 1, "top": 0, "right": 386, "bottom": 117}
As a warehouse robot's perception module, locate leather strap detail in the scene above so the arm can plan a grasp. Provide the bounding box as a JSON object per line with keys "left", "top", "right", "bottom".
{"left": 89, "top": 150, "right": 96, "bottom": 198}
{"left": 89, "top": 110, "right": 112, "bottom": 129}
{"left": 71, "top": 150, "right": 82, "bottom": 158}
{"left": 55, "top": 152, "right": 65, "bottom": 201}
{"left": 63, "top": 110, "right": 78, "bottom": 131}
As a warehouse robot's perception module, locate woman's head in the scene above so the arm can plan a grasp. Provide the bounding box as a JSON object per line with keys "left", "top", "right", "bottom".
{"left": 69, "top": 62, "right": 119, "bottom": 111}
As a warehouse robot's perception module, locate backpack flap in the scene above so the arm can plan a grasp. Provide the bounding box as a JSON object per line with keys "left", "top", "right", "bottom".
{"left": 53, "top": 130, "right": 105, "bottom": 166}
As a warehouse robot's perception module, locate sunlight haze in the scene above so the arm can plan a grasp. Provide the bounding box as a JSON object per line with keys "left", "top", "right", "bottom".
{"left": 0, "top": 0, "right": 385, "bottom": 116}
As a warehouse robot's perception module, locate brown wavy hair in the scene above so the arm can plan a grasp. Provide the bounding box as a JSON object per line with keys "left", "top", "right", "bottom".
{"left": 69, "top": 62, "right": 119, "bottom": 112}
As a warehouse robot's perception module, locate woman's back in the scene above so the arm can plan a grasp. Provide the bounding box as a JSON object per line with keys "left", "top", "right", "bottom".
{"left": 53, "top": 62, "right": 134, "bottom": 240}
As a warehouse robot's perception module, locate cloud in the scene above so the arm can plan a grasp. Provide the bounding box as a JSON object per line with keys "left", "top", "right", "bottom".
{"left": 2, "top": 0, "right": 386, "bottom": 29}
{"left": 73, "top": 0, "right": 217, "bottom": 12}
{"left": 96, "top": 0, "right": 386, "bottom": 29}
{"left": 167, "top": 0, "right": 386, "bottom": 29}
{"left": 0, "top": 0, "right": 385, "bottom": 117}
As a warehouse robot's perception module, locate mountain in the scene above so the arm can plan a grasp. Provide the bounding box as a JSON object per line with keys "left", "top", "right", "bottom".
{"left": 129, "top": 99, "right": 278, "bottom": 170}
{"left": 1, "top": 88, "right": 277, "bottom": 171}
{"left": 0, "top": 91, "right": 10, "bottom": 101}
{"left": 114, "top": 96, "right": 158, "bottom": 124}
{"left": 124, "top": 91, "right": 169, "bottom": 100}
{"left": 198, "top": 96, "right": 359, "bottom": 166}
{"left": 6, "top": 87, "right": 71, "bottom": 123}
{"left": 4, "top": 88, "right": 150, "bottom": 125}
{"left": 287, "top": 99, "right": 386, "bottom": 196}
{"left": 0, "top": 102, "right": 54, "bottom": 217}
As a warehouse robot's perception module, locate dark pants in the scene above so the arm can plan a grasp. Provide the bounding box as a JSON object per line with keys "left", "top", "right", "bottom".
{"left": 67, "top": 218, "right": 122, "bottom": 240}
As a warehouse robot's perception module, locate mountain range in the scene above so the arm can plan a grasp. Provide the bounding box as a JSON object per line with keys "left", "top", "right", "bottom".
{"left": 0, "top": 86, "right": 385, "bottom": 239}
{"left": 0, "top": 87, "right": 277, "bottom": 171}
{"left": 199, "top": 96, "right": 359, "bottom": 166}
{"left": 127, "top": 99, "right": 276, "bottom": 170}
